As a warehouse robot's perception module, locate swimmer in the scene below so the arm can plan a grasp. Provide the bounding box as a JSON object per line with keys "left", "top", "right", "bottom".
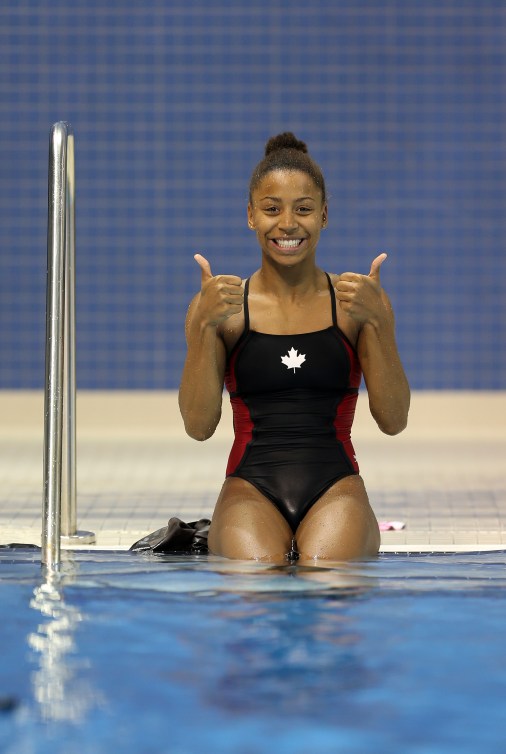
{"left": 179, "top": 132, "right": 410, "bottom": 563}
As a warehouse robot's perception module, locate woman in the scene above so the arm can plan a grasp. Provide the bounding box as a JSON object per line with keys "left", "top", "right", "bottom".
{"left": 179, "top": 133, "right": 410, "bottom": 563}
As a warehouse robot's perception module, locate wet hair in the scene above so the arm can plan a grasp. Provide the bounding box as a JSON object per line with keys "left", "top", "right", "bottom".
{"left": 249, "top": 132, "right": 326, "bottom": 203}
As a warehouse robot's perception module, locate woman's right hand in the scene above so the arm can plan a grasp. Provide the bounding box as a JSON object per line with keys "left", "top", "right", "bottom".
{"left": 193, "top": 254, "right": 244, "bottom": 327}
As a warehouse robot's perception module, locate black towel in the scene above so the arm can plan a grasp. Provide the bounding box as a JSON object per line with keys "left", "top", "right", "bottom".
{"left": 129, "top": 517, "right": 211, "bottom": 554}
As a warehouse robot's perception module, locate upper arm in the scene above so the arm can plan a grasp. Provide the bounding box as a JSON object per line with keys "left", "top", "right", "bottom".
{"left": 214, "top": 330, "right": 228, "bottom": 385}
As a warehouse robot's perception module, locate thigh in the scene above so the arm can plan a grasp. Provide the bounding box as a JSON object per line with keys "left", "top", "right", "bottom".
{"left": 296, "top": 475, "right": 380, "bottom": 562}
{"left": 208, "top": 477, "right": 293, "bottom": 562}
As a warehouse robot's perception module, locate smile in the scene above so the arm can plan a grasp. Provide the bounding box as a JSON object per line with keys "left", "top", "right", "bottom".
{"left": 272, "top": 238, "right": 304, "bottom": 249}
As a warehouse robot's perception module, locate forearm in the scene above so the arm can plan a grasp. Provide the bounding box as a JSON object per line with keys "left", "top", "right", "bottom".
{"left": 359, "top": 319, "right": 410, "bottom": 435}
{"left": 178, "top": 321, "right": 225, "bottom": 441}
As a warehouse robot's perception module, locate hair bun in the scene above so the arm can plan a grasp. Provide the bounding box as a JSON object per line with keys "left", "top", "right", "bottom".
{"left": 265, "top": 132, "right": 308, "bottom": 157}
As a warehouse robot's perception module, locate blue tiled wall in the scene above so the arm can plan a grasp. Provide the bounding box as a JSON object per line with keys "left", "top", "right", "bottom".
{"left": 0, "top": 1, "right": 504, "bottom": 389}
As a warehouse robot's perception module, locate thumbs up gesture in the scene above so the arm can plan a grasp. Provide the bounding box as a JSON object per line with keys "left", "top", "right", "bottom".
{"left": 368, "top": 252, "right": 387, "bottom": 282}
{"left": 335, "top": 253, "right": 390, "bottom": 326}
{"left": 193, "top": 254, "right": 244, "bottom": 327}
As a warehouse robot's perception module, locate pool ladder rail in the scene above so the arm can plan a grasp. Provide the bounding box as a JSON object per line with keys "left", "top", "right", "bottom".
{"left": 42, "top": 121, "right": 95, "bottom": 569}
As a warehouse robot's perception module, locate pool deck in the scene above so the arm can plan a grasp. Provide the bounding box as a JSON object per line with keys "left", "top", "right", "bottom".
{"left": 0, "top": 390, "right": 505, "bottom": 553}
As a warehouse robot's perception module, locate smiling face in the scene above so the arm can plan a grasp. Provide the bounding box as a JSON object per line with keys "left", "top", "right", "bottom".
{"left": 247, "top": 169, "right": 328, "bottom": 267}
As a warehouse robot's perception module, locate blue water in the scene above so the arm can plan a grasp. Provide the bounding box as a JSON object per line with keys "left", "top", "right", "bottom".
{"left": 1, "top": 549, "right": 506, "bottom": 754}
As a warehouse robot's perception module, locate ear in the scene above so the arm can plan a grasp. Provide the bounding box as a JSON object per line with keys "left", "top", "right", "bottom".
{"left": 321, "top": 203, "right": 328, "bottom": 228}
{"left": 247, "top": 203, "right": 255, "bottom": 230}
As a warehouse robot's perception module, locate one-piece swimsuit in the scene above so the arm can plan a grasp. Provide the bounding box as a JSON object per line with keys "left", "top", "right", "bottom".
{"left": 224, "top": 273, "right": 361, "bottom": 532}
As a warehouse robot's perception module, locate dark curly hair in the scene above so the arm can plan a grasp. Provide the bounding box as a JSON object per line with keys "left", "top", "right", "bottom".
{"left": 249, "top": 132, "right": 326, "bottom": 203}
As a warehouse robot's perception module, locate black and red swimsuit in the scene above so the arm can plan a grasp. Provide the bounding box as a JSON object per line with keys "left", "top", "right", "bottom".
{"left": 224, "top": 274, "right": 361, "bottom": 532}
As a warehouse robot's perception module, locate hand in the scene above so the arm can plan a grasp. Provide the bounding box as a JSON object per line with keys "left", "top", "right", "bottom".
{"left": 335, "top": 253, "right": 390, "bottom": 326}
{"left": 194, "top": 254, "right": 244, "bottom": 326}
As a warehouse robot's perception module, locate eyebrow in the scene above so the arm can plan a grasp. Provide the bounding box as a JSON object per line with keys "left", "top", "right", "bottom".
{"left": 259, "top": 196, "right": 316, "bottom": 202}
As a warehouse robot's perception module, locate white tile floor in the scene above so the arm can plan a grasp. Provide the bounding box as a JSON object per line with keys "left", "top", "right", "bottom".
{"left": 1, "top": 391, "right": 505, "bottom": 552}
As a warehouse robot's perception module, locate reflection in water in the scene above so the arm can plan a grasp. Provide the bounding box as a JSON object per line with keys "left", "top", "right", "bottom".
{"left": 28, "top": 564, "right": 98, "bottom": 722}
{"left": 165, "top": 564, "right": 380, "bottom": 723}
{"left": 206, "top": 594, "right": 377, "bottom": 720}
{"left": 25, "top": 555, "right": 377, "bottom": 727}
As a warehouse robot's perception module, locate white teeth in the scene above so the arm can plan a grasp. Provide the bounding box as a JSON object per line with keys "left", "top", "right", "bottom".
{"left": 275, "top": 239, "right": 302, "bottom": 248}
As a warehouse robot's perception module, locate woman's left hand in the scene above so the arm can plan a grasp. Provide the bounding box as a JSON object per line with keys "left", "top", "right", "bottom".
{"left": 335, "top": 253, "right": 391, "bottom": 328}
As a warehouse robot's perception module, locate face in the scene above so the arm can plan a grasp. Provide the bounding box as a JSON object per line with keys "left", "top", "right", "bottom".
{"left": 247, "top": 169, "right": 327, "bottom": 266}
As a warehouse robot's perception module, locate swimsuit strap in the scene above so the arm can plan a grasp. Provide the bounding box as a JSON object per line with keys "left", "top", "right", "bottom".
{"left": 243, "top": 278, "right": 251, "bottom": 332}
{"left": 325, "top": 272, "right": 338, "bottom": 328}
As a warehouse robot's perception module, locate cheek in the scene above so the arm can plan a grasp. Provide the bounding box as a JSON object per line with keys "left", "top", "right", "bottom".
{"left": 308, "top": 221, "right": 323, "bottom": 236}
{"left": 255, "top": 218, "right": 274, "bottom": 234}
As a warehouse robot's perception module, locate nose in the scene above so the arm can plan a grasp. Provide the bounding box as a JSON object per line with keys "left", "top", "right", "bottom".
{"left": 278, "top": 209, "right": 298, "bottom": 234}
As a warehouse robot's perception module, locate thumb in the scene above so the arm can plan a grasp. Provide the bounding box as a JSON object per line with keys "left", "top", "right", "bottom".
{"left": 368, "top": 252, "right": 387, "bottom": 281}
{"left": 194, "top": 253, "right": 213, "bottom": 285}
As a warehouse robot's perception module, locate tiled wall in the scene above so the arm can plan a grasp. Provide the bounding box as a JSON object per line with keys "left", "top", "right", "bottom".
{"left": 0, "top": 1, "right": 504, "bottom": 389}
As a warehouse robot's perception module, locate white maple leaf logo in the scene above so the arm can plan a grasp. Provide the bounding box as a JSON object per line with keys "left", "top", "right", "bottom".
{"left": 281, "top": 347, "right": 306, "bottom": 373}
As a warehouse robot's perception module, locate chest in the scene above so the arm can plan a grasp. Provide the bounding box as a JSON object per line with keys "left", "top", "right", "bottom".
{"left": 227, "top": 328, "right": 360, "bottom": 395}
{"left": 249, "top": 286, "right": 333, "bottom": 334}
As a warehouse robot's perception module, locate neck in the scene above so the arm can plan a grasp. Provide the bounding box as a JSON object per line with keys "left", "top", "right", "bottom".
{"left": 257, "top": 256, "right": 323, "bottom": 296}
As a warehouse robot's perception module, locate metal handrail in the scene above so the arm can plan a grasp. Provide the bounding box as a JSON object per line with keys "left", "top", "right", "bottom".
{"left": 61, "top": 127, "right": 77, "bottom": 540}
{"left": 42, "top": 122, "right": 95, "bottom": 569}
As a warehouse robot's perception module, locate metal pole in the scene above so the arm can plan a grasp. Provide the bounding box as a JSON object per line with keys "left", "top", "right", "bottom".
{"left": 42, "top": 122, "right": 68, "bottom": 568}
{"left": 60, "top": 131, "right": 95, "bottom": 547}
{"left": 61, "top": 132, "right": 77, "bottom": 538}
{"left": 43, "top": 123, "right": 95, "bottom": 568}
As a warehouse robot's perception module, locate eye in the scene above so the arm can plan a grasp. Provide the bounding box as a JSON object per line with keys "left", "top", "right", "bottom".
{"left": 296, "top": 206, "right": 313, "bottom": 214}
{"left": 263, "top": 206, "right": 280, "bottom": 214}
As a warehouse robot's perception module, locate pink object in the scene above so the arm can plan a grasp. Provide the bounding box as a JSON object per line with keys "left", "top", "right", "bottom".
{"left": 379, "top": 521, "right": 406, "bottom": 531}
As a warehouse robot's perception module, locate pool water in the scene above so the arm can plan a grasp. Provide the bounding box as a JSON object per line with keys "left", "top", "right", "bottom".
{"left": 1, "top": 549, "right": 506, "bottom": 754}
